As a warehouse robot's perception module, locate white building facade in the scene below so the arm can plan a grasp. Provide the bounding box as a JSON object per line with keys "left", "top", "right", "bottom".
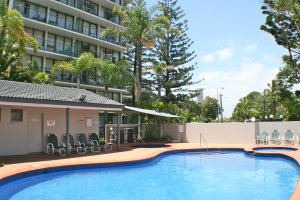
{"left": 8, "top": 0, "right": 131, "bottom": 102}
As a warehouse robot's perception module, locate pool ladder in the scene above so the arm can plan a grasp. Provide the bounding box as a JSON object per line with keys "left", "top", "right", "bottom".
{"left": 200, "top": 133, "right": 209, "bottom": 153}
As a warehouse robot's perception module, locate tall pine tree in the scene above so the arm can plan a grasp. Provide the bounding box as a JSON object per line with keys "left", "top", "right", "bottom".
{"left": 149, "top": 0, "right": 197, "bottom": 103}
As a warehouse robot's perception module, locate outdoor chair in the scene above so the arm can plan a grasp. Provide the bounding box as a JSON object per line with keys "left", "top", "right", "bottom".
{"left": 269, "top": 130, "right": 281, "bottom": 145}
{"left": 90, "top": 132, "right": 113, "bottom": 151}
{"left": 78, "top": 133, "right": 100, "bottom": 152}
{"left": 256, "top": 131, "right": 269, "bottom": 144}
{"left": 46, "top": 133, "right": 67, "bottom": 156}
{"left": 283, "top": 130, "right": 294, "bottom": 145}
{"left": 64, "top": 133, "right": 86, "bottom": 154}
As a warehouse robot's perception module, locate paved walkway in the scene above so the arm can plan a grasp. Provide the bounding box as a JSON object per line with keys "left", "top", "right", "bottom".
{"left": 1, "top": 143, "right": 300, "bottom": 199}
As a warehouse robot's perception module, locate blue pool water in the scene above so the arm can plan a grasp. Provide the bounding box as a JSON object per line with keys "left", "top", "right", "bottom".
{"left": 0, "top": 151, "right": 299, "bottom": 200}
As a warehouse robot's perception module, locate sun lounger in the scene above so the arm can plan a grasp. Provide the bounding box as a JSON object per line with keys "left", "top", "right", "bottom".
{"left": 64, "top": 133, "right": 86, "bottom": 154}
{"left": 78, "top": 133, "right": 100, "bottom": 152}
{"left": 90, "top": 132, "right": 112, "bottom": 151}
{"left": 283, "top": 130, "right": 294, "bottom": 145}
{"left": 256, "top": 131, "right": 269, "bottom": 144}
{"left": 269, "top": 130, "right": 280, "bottom": 145}
{"left": 46, "top": 133, "right": 66, "bottom": 156}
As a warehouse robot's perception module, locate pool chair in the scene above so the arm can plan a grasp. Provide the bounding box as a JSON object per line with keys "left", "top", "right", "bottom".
{"left": 78, "top": 133, "right": 100, "bottom": 152}
{"left": 64, "top": 133, "right": 86, "bottom": 154}
{"left": 46, "top": 134, "right": 67, "bottom": 156}
{"left": 269, "top": 130, "right": 281, "bottom": 145}
{"left": 283, "top": 130, "right": 294, "bottom": 145}
{"left": 90, "top": 132, "right": 113, "bottom": 151}
{"left": 256, "top": 131, "right": 269, "bottom": 144}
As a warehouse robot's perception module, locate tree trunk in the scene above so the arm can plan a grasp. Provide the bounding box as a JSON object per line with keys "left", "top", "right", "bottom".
{"left": 134, "top": 42, "right": 142, "bottom": 104}
{"left": 76, "top": 74, "right": 80, "bottom": 89}
{"left": 157, "top": 76, "right": 161, "bottom": 99}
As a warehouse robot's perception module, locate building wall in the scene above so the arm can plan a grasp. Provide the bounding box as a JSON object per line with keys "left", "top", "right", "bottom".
{"left": 0, "top": 105, "right": 99, "bottom": 155}
{"left": 162, "top": 122, "right": 300, "bottom": 145}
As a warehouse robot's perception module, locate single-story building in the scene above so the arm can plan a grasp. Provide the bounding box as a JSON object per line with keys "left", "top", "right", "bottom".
{"left": 0, "top": 80, "right": 124, "bottom": 156}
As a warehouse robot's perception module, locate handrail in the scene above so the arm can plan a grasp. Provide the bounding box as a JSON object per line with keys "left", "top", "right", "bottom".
{"left": 200, "top": 133, "right": 208, "bottom": 153}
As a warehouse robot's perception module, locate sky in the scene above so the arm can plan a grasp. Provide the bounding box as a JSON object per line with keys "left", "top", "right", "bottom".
{"left": 145, "top": 0, "right": 288, "bottom": 117}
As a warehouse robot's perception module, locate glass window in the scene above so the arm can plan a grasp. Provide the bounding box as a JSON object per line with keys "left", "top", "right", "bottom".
{"left": 56, "top": 36, "right": 64, "bottom": 53}
{"left": 113, "top": 93, "right": 120, "bottom": 102}
{"left": 11, "top": 109, "right": 23, "bottom": 122}
{"left": 83, "top": 21, "right": 89, "bottom": 35}
{"left": 25, "top": 27, "right": 33, "bottom": 36}
{"left": 45, "top": 58, "right": 55, "bottom": 73}
{"left": 90, "top": 23, "right": 97, "bottom": 38}
{"left": 57, "top": 13, "right": 65, "bottom": 28}
{"left": 49, "top": 10, "right": 57, "bottom": 25}
{"left": 66, "top": 15, "right": 73, "bottom": 30}
{"left": 34, "top": 30, "right": 45, "bottom": 49}
{"left": 31, "top": 56, "right": 43, "bottom": 72}
{"left": 47, "top": 33, "right": 55, "bottom": 52}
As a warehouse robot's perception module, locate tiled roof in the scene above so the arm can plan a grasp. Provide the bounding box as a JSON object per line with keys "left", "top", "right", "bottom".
{"left": 0, "top": 80, "right": 124, "bottom": 108}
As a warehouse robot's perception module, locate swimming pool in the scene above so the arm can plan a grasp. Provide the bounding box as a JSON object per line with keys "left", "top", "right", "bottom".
{"left": 254, "top": 147, "right": 297, "bottom": 152}
{"left": 0, "top": 151, "right": 299, "bottom": 200}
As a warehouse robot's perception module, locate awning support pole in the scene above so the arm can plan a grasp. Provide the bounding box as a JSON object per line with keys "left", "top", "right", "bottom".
{"left": 66, "top": 107, "right": 70, "bottom": 156}
{"left": 117, "top": 111, "right": 121, "bottom": 151}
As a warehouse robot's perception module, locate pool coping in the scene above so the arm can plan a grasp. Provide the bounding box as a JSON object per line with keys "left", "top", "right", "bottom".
{"left": 1, "top": 143, "right": 300, "bottom": 199}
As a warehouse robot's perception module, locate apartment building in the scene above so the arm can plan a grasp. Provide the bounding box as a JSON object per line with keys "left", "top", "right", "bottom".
{"left": 8, "top": 0, "right": 131, "bottom": 103}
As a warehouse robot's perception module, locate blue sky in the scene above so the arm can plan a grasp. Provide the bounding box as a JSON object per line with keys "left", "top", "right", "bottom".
{"left": 145, "top": 0, "right": 287, "bottom": 117}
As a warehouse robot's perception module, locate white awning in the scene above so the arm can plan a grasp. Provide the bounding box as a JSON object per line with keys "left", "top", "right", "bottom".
{"left": 125, "top": 106, "right": 181, "bottom": 118}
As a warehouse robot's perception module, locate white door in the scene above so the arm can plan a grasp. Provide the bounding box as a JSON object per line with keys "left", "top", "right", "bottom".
{"left": 28, "top": 113, "right": 43, "bottom": 153}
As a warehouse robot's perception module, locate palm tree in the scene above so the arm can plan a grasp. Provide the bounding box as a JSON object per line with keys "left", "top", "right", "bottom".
{"left": 0, "top": 0, "right": 38, "bottom": 75}
{"left": 51, "top": 52, "right": 96, "bottom": 88}
{"left": 95, "top": 59, "right": 133, "bottom": 97}
{"left": 110, "top": 0, "right": 169, "bottom": 105}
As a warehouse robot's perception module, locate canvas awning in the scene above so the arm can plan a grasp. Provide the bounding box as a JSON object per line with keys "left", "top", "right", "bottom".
{"left": 125, "top": 106, "right": 181, "bottom": 118}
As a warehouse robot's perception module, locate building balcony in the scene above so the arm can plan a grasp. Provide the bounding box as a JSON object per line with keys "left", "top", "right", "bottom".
{"left": 15, "top": 6, "right": 127, "bottom": 51}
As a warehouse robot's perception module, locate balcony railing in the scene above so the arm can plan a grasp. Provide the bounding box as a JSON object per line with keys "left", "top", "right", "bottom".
{"left": 15, "top": 6, "right": 126, "bottom": 47}
{"left": 55, "top": 0, "right": 121, "bottom": 25}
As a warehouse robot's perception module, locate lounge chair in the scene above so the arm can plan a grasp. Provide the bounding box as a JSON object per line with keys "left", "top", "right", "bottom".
{"left": 64, "top": 133, "right": 86, "bottom": 154}
{"left": 256, "top": 131, "right": 269, "bottom": 144}
{"left": 269, "top": 130, "right": 281, "bottom": 145}
{"left": 46, "top": 133, "right": 66, "bottom": 156}
{"left": 283, "top": 130, "right": 294, "bottom": 145}
{"left": 78, "top": 133, "right": 100, "bottom": 152}
{"left": 90, "top": 132, "right": 113, "bottom": 151}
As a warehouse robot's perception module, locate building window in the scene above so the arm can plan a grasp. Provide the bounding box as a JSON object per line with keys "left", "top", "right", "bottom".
{"left": 27, "top": 55, "right": 43, "bottom": 72}
{"left": 25, "top": 27, "right": 45, "bottom": 50}
{"left": 45, "top": 58, "right": 56, "bottom": 73}
{"left": 11, "top": 109, "right": 23, "bottom": 122}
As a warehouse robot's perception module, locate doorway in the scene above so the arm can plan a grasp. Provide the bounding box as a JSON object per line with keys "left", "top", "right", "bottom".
{"left": 28, "top": 113, "right": 43, "bottom": 153}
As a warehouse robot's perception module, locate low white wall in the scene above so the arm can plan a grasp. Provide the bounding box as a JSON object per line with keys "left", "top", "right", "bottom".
{"left": 185, "top": 122, "right": 255, "bottom": 145}
{"left": 162, "top": 121, "right": 300, "bottom": 145}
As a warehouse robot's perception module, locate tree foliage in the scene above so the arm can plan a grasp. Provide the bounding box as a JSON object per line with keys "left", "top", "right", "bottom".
{"left": 0, "top": 0, "right": 38, "bottom": 75}
{"left": 111, "top": 0, "right": 169, "bottom": 104}
{"left": 51, "top": 52, "right": 96, "bottom": 88}
{"left": 149, "top": 0, "right": 197, "bottom": 103}
{"left": 201, "top": 96, "right": 218, "bottom": 120}
{"left": 261, "top": 0, "right": 300, "bottom": 87}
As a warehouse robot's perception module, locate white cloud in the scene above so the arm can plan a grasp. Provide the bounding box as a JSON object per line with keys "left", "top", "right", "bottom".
{"left": 200, "top": 53, "right": 215, "bottom": 63}
{"left": 200, "top": 47, "right": 233, "bottom": 63}
{"left": 195, "top": 60, "right": 279, "bottom": 117}
{"left": 216, "top": 48, "right": 234, "bottom": 61}
{"left": 244, "top": 44, "right": 257, "bottom": 52}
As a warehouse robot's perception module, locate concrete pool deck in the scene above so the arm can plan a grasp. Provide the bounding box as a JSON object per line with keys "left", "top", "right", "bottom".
{"left": 1, "top": 143, "right": 300, "bottom": 200}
